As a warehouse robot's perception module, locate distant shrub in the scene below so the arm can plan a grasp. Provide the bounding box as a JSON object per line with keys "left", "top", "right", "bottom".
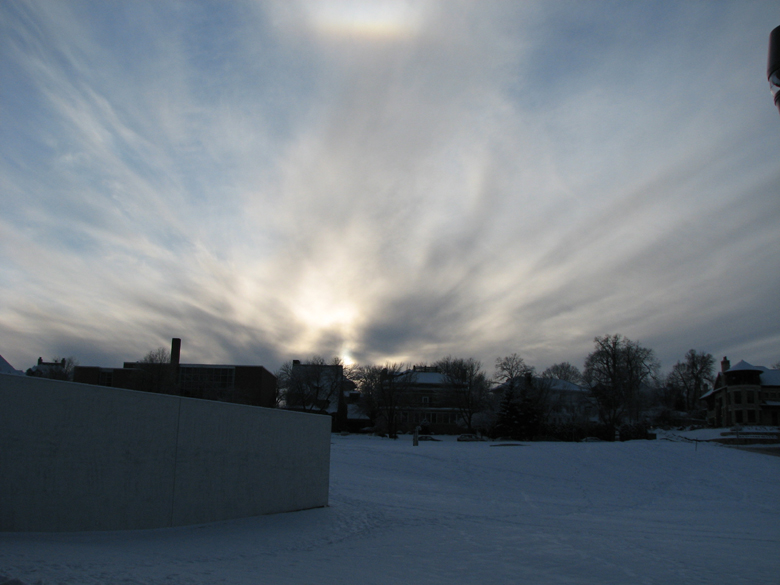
{"left": 618, "top": 421, "right": 650, "bottom": 441}
{"left": 540, "top": 422, "right": 613, "bottom": 442}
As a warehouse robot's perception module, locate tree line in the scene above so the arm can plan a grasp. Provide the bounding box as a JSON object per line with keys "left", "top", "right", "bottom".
{"left": 30, "top": 334, "right": 770, "bottom": 438}
{"left": 276, "top": 334, "right": 730, "bottom": 439}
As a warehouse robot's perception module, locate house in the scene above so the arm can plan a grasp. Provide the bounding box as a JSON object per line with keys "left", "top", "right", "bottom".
{"left": 395, "top": 365, "right": 464, "bottom": 434}
{"left": 545, "top": 378, "right": 596, "bottom": 425}
{"left": 73, "top": 338, "right": 277, "bottom": 408}
{"left": 700, "top": 357, "right": 780, "bottom": 427}
{"left": 284, "top": 360, "right": 367, "bottom": 432}
{"left": 26, "top": 357, "right": 68, "bottom": 378}
{"left": 337, "top": 387, "right": 371, "bottom": 432}
{"left": 285, "top": 360, "right": 346, "bottom": 412}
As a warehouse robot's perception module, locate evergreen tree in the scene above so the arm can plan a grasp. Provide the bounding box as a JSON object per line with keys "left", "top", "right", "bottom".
{"left": 517, "top": 392, "right": 542, "bottom": 441}
{"left": 493, "top": 388, "right": 523, "bottom": 439}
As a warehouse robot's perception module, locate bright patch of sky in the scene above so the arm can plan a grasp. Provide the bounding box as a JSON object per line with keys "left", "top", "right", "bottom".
{"left": 1, "top": 0, "right": 778, "bottom": 372}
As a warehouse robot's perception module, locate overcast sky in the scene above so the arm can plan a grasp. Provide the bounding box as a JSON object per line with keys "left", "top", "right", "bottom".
{"left": 1, "top": 0, "right": 778, "bottom": 375}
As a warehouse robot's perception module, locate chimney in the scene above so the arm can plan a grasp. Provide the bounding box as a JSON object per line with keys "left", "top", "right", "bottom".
{"left": 171, "top": 338, "right": 181, "bottom": 368}
{"left": 721, "top": 356, "right": 730, "bottom": 372}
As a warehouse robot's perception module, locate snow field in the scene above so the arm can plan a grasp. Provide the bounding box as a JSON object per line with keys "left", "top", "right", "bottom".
{"left": 1, "top": 434, "right": 778, "bottom": 585}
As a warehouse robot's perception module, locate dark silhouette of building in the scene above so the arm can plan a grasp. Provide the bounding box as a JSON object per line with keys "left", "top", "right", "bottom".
{"left": 395, "top": 366, "right": 464, "bottom": 435}
{"left": 26, "top": 357, "right": 68, "bottom": 379}
{"left": 284, "top": 360, "right": 363, "bottom": 432}
{"left": 74, "top": 338, "right": 277, "bottom": 408}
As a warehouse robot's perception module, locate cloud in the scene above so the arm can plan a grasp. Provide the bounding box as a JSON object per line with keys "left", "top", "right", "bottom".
{"left": 1, "top": 0, "right": 778, "bottom": 374}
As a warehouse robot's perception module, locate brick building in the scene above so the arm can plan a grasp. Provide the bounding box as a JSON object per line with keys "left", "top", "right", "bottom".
{"left": 700, "top": 357, "right": 780, "bottom": 427}
{"left": 74, "top": 338, "right": 277, "bottom": 408}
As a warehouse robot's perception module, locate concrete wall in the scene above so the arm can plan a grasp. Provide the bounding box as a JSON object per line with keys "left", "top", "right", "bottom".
{"left": 0, "top": 374, "right": 331, "bottom": 532}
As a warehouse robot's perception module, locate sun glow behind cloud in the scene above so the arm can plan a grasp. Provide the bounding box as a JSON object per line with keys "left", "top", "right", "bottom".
{"left": 0, "top": 1, "right": 778, "bottom": 373}
{"left": 303, "top": 0, "right": 427, "bottom": 40}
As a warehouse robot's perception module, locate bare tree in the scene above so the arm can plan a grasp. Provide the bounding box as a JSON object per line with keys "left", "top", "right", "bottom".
{"left": 667, "top": 350, "right": 715, "bottom": 413}
{"left": 493, "top": 354, "right": 552, "bottom": 439}
{"left": 275, "top": 361, "right": 294, "bottom": 406}
{"left": 137, "top": 347, "right": 177, "bottom": 394}
{"left": 279, "top": 356, "right": 344, "bottom": 412}
{"left": 354, "top": 364, "right": 384, "bottom": 425}
{"left": 653, "top": 374, "right": 682, "bottom": 412}
{"left": 141, "top": 347, "right": 170, "bottom": 364}
{"left": 58, "top": 356, "right": 78, "bottom": 380}
{"left": 542, "top": 362, "right": 583, "bottom": 385}
{"left": 31, "top": 356, "right": 78, "bottom": 381}
{"left": 583, "top": 334, "right": 658, "bottom": 429}
{"left": 437, "top": 356, "right": 491, "bottom": 433}
{"left": 356, "top": 363, "right": 414, "bottom": 438}
{"left": 494, "top": 354, "right": 533, "bottom": 390}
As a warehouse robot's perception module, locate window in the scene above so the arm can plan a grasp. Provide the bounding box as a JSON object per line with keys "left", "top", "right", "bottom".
{"left": 735, "top": 410, "right": 743, "bottom": 423}
{"left": 746, "top": 391, "right": 755, "bottom": 404}
{"left": 179, "top": 366, "right": 235, "bottom": 399}
{"left": 422, "top": 396, "right": 430, "bottom": 405}
{"left": 733, "top": 391, "right": 742, "bottom": 405}
{"left": 98, "top": 371, "right": 113, "bottom": 387}
{"left": 747, "top": 410, "right": 756, "bottom": 423}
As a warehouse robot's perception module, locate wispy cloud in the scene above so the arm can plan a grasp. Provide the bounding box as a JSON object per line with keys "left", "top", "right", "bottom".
{"left": 1, "top": 0, "right": 778, "bottom": 373}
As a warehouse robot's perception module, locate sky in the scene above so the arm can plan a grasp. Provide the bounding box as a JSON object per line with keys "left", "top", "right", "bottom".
{"left": 1, "top": 0, "right": 779, "bottom": 375}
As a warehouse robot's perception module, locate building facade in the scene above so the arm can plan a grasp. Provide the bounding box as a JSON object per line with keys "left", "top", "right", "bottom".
{"left": 26, "top": 357, "right": 69, "bottom": 379}
{"left": 700, "top": 357, "right": 780, "bottom": 427}
{"left": 73, "top": 338, "right": 277, "bottom": 408}
{"left": 284, "top": 361, "right": 367, "bottom": 432}
{"left": 396, "top": 366, "right": 464, "bottom": 434}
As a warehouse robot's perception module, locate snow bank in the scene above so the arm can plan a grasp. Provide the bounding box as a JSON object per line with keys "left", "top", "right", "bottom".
{"left": 654, "top": 426, "right": 780, "bottom": 441}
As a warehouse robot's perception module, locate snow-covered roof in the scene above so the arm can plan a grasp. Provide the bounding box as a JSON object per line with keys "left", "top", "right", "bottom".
{"left": 409, "top": 370, "right": 446, "bottom": 385}
{"left": 726, "top": 360, "right": 763, "bottom": 373}
{"left": 321, "top": 397, "right": 370, "bottom": 420}
{"left": 706, "top": 360, "right": 780, "bottom": 393}
{"left": 760, "top": 368, "right": 780, "bottom": 386}
{"left": 394, "top": 369, "right": 447, "bottom": 385}
{"left": 727, "top": 360, "right": 780, "bottom": 386}
{"left": 0, "top": 354, "right": 24, "bottom": 375}
{"left": 700, "top": 387, "right": 715, "bottom": 400}
{"left": 546, "top": 378, "right": 588, "bottom": 393}
{"left": 347, "top": 403, "right": 370, "bottom": 420}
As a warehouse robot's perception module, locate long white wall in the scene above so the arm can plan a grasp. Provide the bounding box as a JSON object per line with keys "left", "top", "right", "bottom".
{"left": 0, "top": 374, "right": 331, "bottom": 532}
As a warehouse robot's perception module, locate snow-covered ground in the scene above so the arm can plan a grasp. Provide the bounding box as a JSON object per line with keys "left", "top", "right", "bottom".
{"left": 2, "top": 434, "right": 778, "bottom": 585}
{"left": 654, "top": 426, "right": 780, "bottom": 441}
